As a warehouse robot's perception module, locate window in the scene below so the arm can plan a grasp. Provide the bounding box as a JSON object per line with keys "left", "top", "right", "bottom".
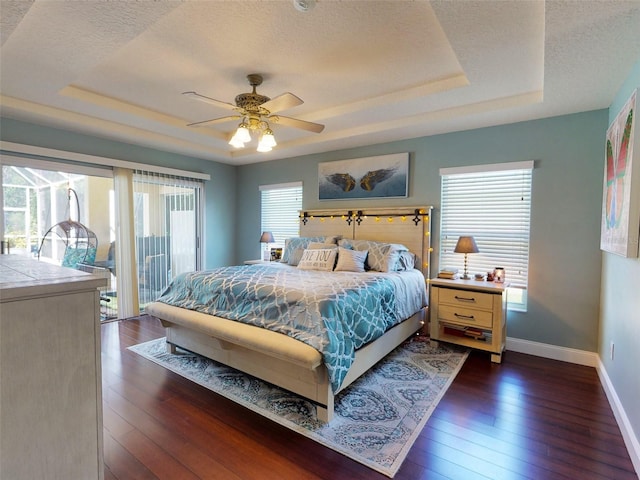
{"left": 260, "top": 182, "right": 303, "bottom": 248}
{"left": 439, "top": 161, "right": 533, "bottom": 311}
{"left": 1, "top": 144, "right": 209, "bottom": 319}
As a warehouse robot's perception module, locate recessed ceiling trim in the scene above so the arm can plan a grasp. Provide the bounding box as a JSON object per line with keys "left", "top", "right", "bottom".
{"left": 0, "top": 95, "right": 233, "bottom": 161}
{"left": 59, "top": 85, "right": 227, "bottom": 142}
{"left": 305, "top": 73, "right": 470, "bottom": 122}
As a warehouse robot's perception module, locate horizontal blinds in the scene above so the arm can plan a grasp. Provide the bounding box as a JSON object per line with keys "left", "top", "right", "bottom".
{"left": 261, "top": 183, "right": 302, "bottom": 247}
{"left": 440, "top": 166, "right": 532, "bottom": 289}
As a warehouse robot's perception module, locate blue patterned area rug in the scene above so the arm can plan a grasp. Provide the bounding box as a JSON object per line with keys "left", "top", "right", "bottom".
{"left": 129, "top": 336, "right": 468, "bottom": 477}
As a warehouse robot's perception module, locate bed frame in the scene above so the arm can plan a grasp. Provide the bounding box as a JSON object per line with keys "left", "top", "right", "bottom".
{"left": 145, "top": 206, "right": 433, "bottom": 421}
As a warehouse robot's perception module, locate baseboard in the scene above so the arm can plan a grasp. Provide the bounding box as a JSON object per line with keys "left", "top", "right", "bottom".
{"left": 506, "top": 336, "right": 640, "bottom": 476}
{"left": 596, "top": 359, "right": 640, "bottom": 476}
{"left": 506, "top": 336, "right": 599, "bottom": 366}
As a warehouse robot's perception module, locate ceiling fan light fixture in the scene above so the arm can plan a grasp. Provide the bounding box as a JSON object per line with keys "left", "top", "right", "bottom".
{"left": 233, "top": 122, "right": 251, "bottom": 144}
{"left": 256, "top": 142, "right": 273, "bottom": 153}
{"left": 228, "top": 136, "right": 245, "bottom": 148}
{"left": 260, "top": 128, "right": 277, "bottom": 148}
{"left": 184, "top": 73, "right": 323, "bottom": 153}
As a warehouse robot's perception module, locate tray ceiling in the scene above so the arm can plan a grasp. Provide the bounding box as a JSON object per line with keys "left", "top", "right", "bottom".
{"left": 1, "top": 1, "right": 639, "bottom": 165}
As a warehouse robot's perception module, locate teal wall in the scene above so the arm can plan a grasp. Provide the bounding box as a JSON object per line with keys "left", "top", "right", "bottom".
{"left": 600, "top": 59, "right": 640, "bottom": 450}
{"left": 0, "top": 118, "right": 237, "bottom": 269}
{"left": 1, "top": 110, "right": 611, "bottom": 354}
{"left": 238, "top": 110, "right": 608, "bottom": 352}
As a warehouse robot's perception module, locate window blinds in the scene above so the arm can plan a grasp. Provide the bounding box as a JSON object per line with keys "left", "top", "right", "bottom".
{"left": 260, "top": 182, "right": 303, "bottom": 247}
{"left": 133, "top": 170, "right": 203, "bottom": 307}
{"left": 439, "top": 162, "right": 533, "bottom": 308}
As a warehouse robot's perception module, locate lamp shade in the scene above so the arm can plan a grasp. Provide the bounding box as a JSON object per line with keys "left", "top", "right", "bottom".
{"left": 454, "top": 236, "right": 479, "bottom": 254}
{"left": 260, "top": 129, "right": 277, "bottom": 148}
{"left": 259, "top": 231, "right": 274, "bottom": 243}
{"left": 234, "top": 124, "right": 251, "bottom": 144}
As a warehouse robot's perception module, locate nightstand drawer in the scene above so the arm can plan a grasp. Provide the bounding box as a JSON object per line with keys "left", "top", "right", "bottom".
{"left": 438, "top": 288, "right": 494, "bottom": 310}
{"left": 438, "top": 304, "right": 493, "bottom": 328}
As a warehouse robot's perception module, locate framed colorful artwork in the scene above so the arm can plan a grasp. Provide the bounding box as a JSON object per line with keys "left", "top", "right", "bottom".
{"left": 318, "top": 153, "right": 409, "bottom": 200}
{"left": 600, "top": 89, "right": 640, "bottom": 258}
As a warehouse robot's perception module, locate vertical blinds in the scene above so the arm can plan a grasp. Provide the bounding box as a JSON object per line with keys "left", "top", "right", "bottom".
{"left": 260, "top": 182, "right": 302, "bottom": 247}
{"left": 133, "top": 170, "right": 203, "bottom": 307}
{"left": 439, "top": 162, "right": 533, "bottom": 292}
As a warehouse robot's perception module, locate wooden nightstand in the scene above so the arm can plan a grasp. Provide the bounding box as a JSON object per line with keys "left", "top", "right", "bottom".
{"left": 429, "top": 278, "right": 508, "bottom": 363}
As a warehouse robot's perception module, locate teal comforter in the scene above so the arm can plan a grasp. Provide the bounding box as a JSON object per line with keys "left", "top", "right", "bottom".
{"left": 157, "top": 263, "right": 426, "bottom": 391}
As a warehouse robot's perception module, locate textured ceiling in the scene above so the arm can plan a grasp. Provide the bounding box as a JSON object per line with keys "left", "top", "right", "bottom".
{"left": 1, "top": 0, "right": 639, "bottom": 165}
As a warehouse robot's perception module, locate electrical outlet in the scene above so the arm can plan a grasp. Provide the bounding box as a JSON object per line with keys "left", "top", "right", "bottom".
{"left": 610, "top": 342, "right": 615, "bottom": 361}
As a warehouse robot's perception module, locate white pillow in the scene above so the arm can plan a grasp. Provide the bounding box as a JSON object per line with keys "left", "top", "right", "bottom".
{"left": 296, "top": 248, "right": 338, "bottom": 271}
{"left": 334, "top": 247, "right": 367, "bottom": 273}
{"left": 288, "top": 242, "right": 335, "bottom": 266}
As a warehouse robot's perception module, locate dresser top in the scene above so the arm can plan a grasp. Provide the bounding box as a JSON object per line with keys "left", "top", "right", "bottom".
{"left": 0, "top": 255, "right": 106, "bottom": 301}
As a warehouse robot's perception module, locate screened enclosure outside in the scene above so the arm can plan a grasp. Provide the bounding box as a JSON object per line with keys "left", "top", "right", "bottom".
{"left": 2, "top": 164, "right": 117, "bottom": 319}
{"left": 2, "top": 166, "right": 90, "bottom": 259}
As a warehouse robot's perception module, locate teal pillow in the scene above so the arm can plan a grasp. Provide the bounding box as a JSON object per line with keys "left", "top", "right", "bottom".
{"left": 281, "top": 236, "right": 328, "bottom": 264}
{"left": 62, "top": 246, "right": 96, "bottom": 268}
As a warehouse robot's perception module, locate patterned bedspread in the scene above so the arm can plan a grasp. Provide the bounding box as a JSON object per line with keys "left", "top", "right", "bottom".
{"left": 156, "top": 263, "right": 427, "bottom": 391}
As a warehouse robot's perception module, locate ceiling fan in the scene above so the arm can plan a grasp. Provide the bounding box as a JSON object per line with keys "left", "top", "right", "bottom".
{"left": 183, "top": 74, "right": 324, "bottom": 152}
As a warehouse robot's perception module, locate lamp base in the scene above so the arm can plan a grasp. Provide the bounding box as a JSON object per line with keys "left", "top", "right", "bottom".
{"left": 461, "top": 274, "right": 472, "bottom": 280}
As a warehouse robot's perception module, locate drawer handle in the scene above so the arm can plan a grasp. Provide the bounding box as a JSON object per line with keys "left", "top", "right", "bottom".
{"left": 454, "top": 313, "right": 475, "bottom": 320}
{"left": 454, "top": 295, "right": 476, "bottom": 303}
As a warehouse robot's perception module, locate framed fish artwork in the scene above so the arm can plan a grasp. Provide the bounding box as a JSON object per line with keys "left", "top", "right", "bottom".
{"left": 600, "top": 89, "right": 640, "bottom": 258}
{"left": 318, "top": 153, "right": 409, "bottom": 200}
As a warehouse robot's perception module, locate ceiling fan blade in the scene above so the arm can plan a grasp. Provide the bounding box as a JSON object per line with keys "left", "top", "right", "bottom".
{"left": 261, "top": 92, "right": 303, "bottom": 114}
{"left": 273, "top": 115, "right": 325, "bottom": 133}
{"left": 187, "top": 115, "right": 241, "bottom": 127}
{"left": 182, "top": 91, "right": 237, "bottom": 111}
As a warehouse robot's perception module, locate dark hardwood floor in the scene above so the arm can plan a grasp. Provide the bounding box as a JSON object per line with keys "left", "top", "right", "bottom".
{"left": 101, "top": 316, "right": 637, "bottom": 480}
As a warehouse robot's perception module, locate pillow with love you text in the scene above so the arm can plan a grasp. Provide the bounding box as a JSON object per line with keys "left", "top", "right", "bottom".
{"left": 296, "top": 248, "right": 338, "bottom": 271}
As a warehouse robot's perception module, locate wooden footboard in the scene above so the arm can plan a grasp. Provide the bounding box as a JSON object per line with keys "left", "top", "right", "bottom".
{"left": 146, "top": 302, "right": 426, "bottom": 422}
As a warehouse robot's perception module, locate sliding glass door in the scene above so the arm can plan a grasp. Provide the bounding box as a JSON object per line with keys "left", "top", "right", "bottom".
{"left": 2, "top": 157, "right": 204, "bottom": 319}
{"left": 133, "top": 171, "right": 202, "bottom": 308}
{"left": 1, "top": 164, "right": 118, "bottom": 320}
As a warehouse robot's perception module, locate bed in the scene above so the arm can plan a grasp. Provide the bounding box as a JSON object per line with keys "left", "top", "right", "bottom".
{"left": 145, "top": 206, "right": 432, "bottom": 421}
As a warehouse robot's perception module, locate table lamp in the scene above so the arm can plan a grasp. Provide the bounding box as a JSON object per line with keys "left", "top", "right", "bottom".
{"left": 259, "top": 231, "right": 274, "bottom": 261}
{"left": 454, "top": 236, "right": 479, "bottom": 279}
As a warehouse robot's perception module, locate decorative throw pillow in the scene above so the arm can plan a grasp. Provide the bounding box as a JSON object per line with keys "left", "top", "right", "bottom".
{"left": 287, "top": 248, "right": 305, "bottom": 266}
{"left": 288, "top": 242, "right": 332, "bottom": 266}
{"left": 296, "top": 248, "right": 338, "bottom": 271}
{"left": 281, "top": 236, "right": 327, "bottom": 264}
{"left": 334, "top": 246, "right": 367, "bottom": 272}
{"left": 307, "top": 241, "right": 335, "bottom": 249}
{"left": 337, "top": 239, "right": 409, "bottom": 272}
{"left": 395, "top": 251, "right": 416, "bottom": 271}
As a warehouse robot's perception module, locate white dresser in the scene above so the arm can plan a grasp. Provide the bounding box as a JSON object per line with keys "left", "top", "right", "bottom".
{"left": 0, "top": 256, "right": 106, "bottom": 480}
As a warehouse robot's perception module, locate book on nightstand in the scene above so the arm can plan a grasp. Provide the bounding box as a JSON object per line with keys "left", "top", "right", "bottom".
{"left": 443, "top": 325, "right": 467, "bottom": 337}
{"left": 437, "top": 268, "right": 459, "bottom": 279}
{"left": 464, "top": 327, "right": 486, "bottom": 340}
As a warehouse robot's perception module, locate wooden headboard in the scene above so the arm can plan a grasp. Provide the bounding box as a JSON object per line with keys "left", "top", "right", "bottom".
{"left": 299, "top": 206, "right": 433, "bottom": 279}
